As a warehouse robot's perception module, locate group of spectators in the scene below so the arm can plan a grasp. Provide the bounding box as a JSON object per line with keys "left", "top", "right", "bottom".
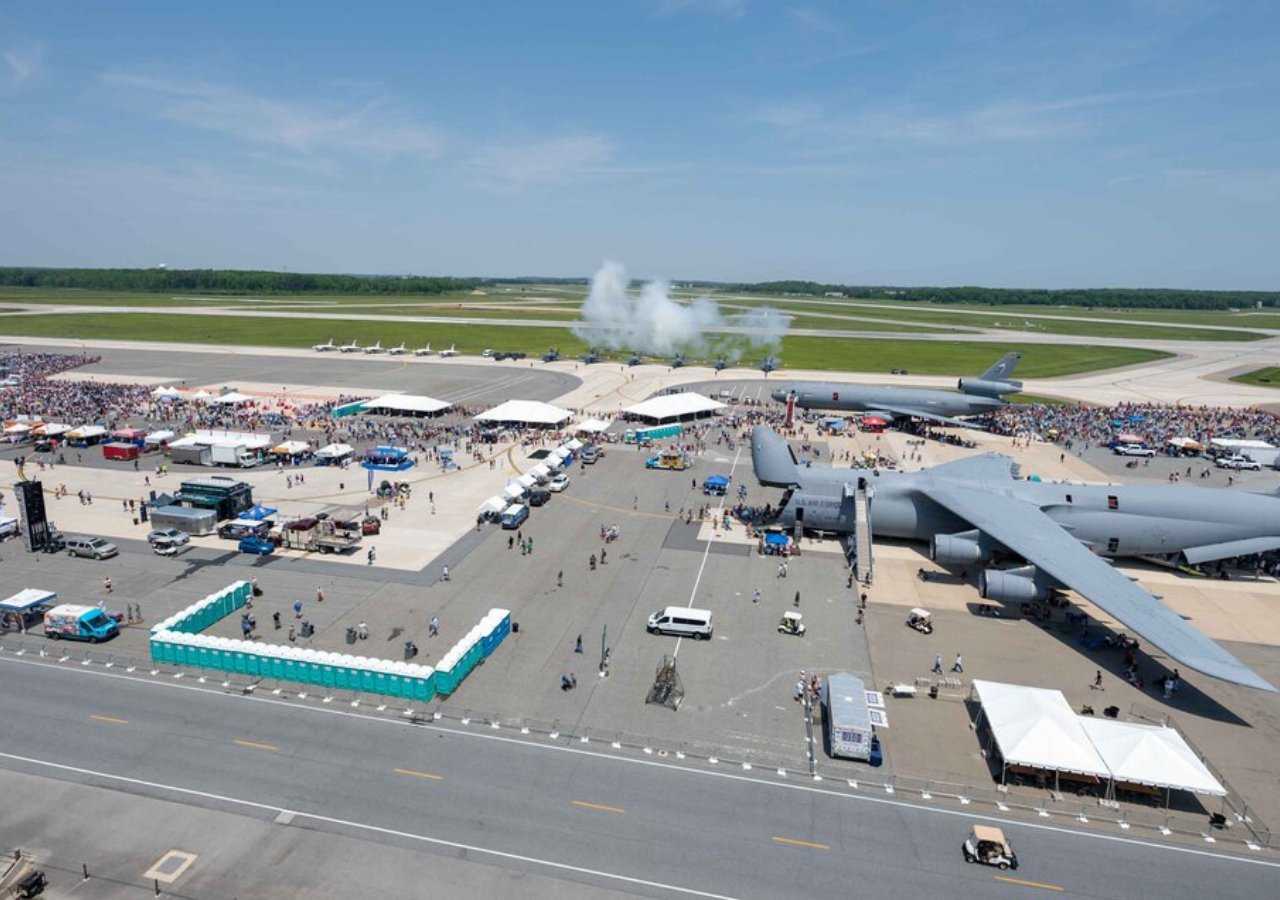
{"left": 988, "top": 402, "right": 1280, "bottom": 449}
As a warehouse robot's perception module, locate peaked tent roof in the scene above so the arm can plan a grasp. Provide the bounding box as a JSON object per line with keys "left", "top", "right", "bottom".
{"left": 474, "top": 400, "right": 572, "bottom": 426}
{"left": 360, "top": 394, "right": 452, "bottom": 415}
{"left": 622, "top": 392, "right": 725, "bottom": 422}
{"left": 1079, "top": 718, "right": 1225, "bottom": 795}
{"left": 972, "top": 680, "right": 1109, "bottom": 777}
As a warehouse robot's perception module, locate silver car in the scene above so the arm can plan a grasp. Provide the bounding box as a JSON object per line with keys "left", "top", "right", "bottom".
{"left": 147, "top": 528, "right": 190, "bottom": 546}
{"left": 65, "top": 536, "right": 120, "bottom": 560}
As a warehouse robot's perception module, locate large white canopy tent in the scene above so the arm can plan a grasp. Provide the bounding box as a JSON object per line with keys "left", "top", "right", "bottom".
{"left": 475, "top": 400, "right": 572, "bottom": 427}
{"left": 1079, "top": 718, "right": 1225, "bottom": 796}
{"left": 360, "top": 394, "right": 452, "bottom": 416}
{"left": 206, "top": 391, "right": 253, "bottom": 406}
{"left": 575, "top": 418, "right": 613, "bottom": 433}
{"left": 972, "top": 680, "right": 1226, "bottom": 800}
{"left": 972, "top": 680, "right": 1109, "bottom": 784}
{"left": 622, "top": 392, "right": 725, "bottom": 423}
{"left": 315, "top": 443, "right": 354, "bottom": 460}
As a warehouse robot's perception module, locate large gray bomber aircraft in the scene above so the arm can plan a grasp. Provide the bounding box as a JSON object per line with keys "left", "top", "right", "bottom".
{"left": 771, "top": 352, "right": 1022, "bottom": 428}
{"left": 750, "top": 425, "right": 1277, "bottom": 692}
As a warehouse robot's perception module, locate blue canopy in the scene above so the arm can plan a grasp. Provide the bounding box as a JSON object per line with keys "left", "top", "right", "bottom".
{"left": 765, "top": 533, "right": 789, "bottom": 546}
{"left": 704, "top": 475, "right": 730, "bottom": 488}
{"left": 242, "top": 504, "right": 277, "bottom": 520}
{"left": 1127, "top": 414, "right": 1145, "bottom": 422}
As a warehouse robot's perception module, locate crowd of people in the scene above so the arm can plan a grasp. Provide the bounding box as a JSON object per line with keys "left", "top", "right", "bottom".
{"left": 988, "top": 402, "right": 1280, "bottom": 449}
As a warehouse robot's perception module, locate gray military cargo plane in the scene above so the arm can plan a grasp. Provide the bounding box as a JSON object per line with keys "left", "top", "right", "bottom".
{"left": 770, "top": 352, "right": 1022, "bottom": 428}
{"left": 750, "top": 425, "right": 1277, "bottom": 692}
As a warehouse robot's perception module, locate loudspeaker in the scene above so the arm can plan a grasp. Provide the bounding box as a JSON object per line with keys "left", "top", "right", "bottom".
{"left": 14, "top": 480, "right": 51, "bottom": 552}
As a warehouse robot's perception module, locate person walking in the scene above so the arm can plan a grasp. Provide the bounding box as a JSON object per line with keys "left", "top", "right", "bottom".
{"left": 793, "top": 590, "right": 800, "bottom": 608}
{"left": 103, "top": 577, "right": 113, "bottom": 594}
{"left": 316, "top": 587, "right": 324, "bottom": 603}
{"left": 294, "top": 599, "right": 303, "bottom": 619}
{"left": 288, "top": 626, "right": 296, "bottom": 643}
{"left": 367, "top": 546, "right": 376, "bottom": 565}
{"left": 932, "top": 654, "right": 944, "bottom": 674}
{"left": 952, "top": 653, "right": 964, "bottom": 673}
{"left": 557, "top": 570, "right": 563, "bottom": 588}
{"left": 273, "top": 611, "right": 281, "bottom": 630}
{"left": 753, "top": 587, "right": 761, "bottom": 604}
{"left": 1093, "top": 669, "right": 1104, "bottom": 690}
{"left": 441, "top": 565, "right": 450, "bottom": 581}
{"left": 600, "top": 548, "right": 607, "bottom": 565}
{"left": 429, "top": 615, "right": 439, "bottom": 637}
{"left": 574, "top": 634, "right": 583, "bottom": 653}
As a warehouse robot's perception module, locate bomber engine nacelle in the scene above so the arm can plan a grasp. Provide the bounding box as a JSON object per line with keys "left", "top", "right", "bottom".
{"left": 958, "top": 377, "right": 1022, "bottom": 398}
{"left": 931, "top": 530, "right": 985, "bottom": 565}
{"left": 979, "top": 565, "right": 1051, "bottom": 602}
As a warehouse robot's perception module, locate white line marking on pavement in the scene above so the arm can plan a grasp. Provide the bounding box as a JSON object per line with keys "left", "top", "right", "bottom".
{"left": 0, "top": 751, "right": 738, "bottom": 900}
{"left": 3, "top": 652, "right": 1278, "bottom": 870}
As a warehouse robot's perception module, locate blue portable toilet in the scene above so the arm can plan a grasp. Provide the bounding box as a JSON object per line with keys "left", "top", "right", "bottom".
{"left": 356, "top": 659, "right": 378, "bottom": 692}
{"left": 279, "top": 647, "right": 300, "bottom": 681}
{"left": 266, "top": 646, "right": 286, "bottom": 680}
{"left": 369, "top": 660, "right": 390, "bottom": 695}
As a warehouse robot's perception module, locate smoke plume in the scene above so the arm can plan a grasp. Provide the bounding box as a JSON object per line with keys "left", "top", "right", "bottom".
{"left": 572, "top": 260, "right": 789, "bottom": 359}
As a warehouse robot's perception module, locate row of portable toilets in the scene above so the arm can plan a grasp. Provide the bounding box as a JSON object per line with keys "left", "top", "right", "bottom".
{"left": 150, "top": 581, "right": 511, "bottom": 700}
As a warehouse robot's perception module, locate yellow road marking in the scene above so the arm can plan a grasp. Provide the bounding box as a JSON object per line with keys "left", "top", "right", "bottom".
{"left": 234, "top": 739, "right": 278, "bottom": 752}
{"left": 90, "top": 715, "right": 128, "bottom": 724}
{"left": 572, "top": 800, "right": 625, "bottom": 814}
{"left": 994, "top": 876, "right": 1064, "bottom": 892}
{"left": 395, "top": 769, "right": 444, "bottom": 781}
{"left": 770, "top": 836, "right": 830, "bottom": 850}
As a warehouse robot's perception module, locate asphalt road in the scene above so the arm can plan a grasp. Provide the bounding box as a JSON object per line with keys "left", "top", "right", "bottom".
{"left": 1, "top": 656, "right": 1273, "bottom": 899}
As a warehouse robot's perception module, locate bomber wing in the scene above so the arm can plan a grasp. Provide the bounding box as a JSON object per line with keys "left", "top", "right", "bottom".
{"left": 867, "top": 405, "right": 987, "bottom": 430}
{"left": 927, "top": 484, "right": 1275, "bottom": 692}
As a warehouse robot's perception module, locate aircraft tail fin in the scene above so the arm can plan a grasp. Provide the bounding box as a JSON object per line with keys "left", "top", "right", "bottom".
{"left": 751, "top": 426, "right": 801, "bottom": 488}
{"left": 958, "top": 352, "right": 1023, "bottom": 397}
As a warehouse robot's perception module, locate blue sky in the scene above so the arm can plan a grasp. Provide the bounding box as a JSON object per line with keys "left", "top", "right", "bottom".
{"left": 2, "top": 1, "right": 1278, "bottom": 288}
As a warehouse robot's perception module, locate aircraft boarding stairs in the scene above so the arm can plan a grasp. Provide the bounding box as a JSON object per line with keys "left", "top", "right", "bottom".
{"left": 832, "top": 481, "right": 874, "bottom": 585}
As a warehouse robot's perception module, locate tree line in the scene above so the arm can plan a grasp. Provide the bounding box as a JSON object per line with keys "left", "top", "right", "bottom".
{"left": 724, "top": 281, "right": 1279, "bottom": 310}
{"left": 0, "top": 267, "right": 480, "bottom": 296}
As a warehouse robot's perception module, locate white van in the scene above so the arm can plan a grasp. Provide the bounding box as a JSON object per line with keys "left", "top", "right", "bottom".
{"left": 647, "top": 606, "right": 713, "bottom": 640}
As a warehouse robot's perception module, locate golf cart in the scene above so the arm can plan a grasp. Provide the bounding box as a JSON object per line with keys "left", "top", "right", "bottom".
{"left": 778, "top": 611, "right": 806, "bottom": 636}
{"left": 151, "top": 535, "right": 182, "bottom": 557}
{"left": 962, "top": 825, "right": 1018, "bottom": 870}
{"left": 907, "top": 607, "right": 934, "bottom": 634}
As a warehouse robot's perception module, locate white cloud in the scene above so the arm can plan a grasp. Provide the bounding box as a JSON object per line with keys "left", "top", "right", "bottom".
{"left": 3, "top": 41, "right": 45, "bottom": 87}
{"left": 102, "top": 71, "right": 442, "bottom": 161}
{"left": 790, "top": 6, "right": 841, "bottom": 35}
{"left": 465, "top": 135, "right": 615, "bottom": 192}
{"left": 751, "top": 100, "right": 824, "bottom": 129}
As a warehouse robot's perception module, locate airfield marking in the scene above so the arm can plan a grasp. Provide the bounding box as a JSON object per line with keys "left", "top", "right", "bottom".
{"left": 90, "top": 715, "right": 129, "bottom": 725}
{"left": 4, "top": 654, "right": 1279, "bottom": 871}
{"left": 994, "top": 875, "right": 1064, "bottom": 891}
{"left": 234, "top": 739, "right": 278, "bottom": 752}
{"left": 771, "top": 836, "right": 829, "bottom": 850}
{"left": 395, "top": 768, "right": 444, "bottom": 781}
{"left": 572, "top": 800, "right": 626, "bottom": 814}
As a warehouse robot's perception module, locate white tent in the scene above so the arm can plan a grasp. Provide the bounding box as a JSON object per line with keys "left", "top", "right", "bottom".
{"left": 622, "top": 392, "right": 725, "bottom": 422}
{"left": 503, "top": 483, "right": 525, "bottom": 500}
{"left": 144, "top": 429, "right": 175, "bottom": 446}
{"left": 360, "top": 394, "right": 452, "bottom": 416}
{"left": 551, "top": 447, "right": 572, "bottom": 460}
{"left": 315, "top": 443, "right": 354, "bottom": 460}
{"left": 479, "top": 496, "right": 508, "bottom": 514}
{"left": 475, "top": 400, "right": 572, "bottom": 427}
{"left": 271, "top": 440, "right": 311, "bottom": 456}
{"left": 516, "top": 472, "right": 538, "bottom": 489}
{"left": 67, "top": 425, "right": 107, "bottom": 440}
{"left": 528, "top": 463, "right": 552, "bottom": 480}
{"left": 972, "top": 680, "right": 1109, "bottom": 778}
{"left": 575, "top": 418, "right": 613, "bottom": 433}
{"left": 151, "top": 386, "right": 183, "bottom": 399}
{"left": 3, "top": 422, "right": 32, "bottom": 434}
{"left": 191, "top": 389, "right": 214, "bottom": 402}
{"left": 207, "top": 391, "right": 253, "bottom": 406}
{"left": 564, "top": 439, "right": 584, "bottom": 451}
{"left": 33, "top": 422, "right": 71, "bottom": 437}
{"left": 1079, "top": 718, "right": 1225, "bottom": 796}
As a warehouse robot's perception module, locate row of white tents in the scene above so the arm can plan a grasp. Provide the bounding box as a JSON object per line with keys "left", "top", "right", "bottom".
{"left": 972, "top": 680, "right": 1225, "bottom": 800}
{"left": 477, "top": 439, "right": 585, "bottom": 517}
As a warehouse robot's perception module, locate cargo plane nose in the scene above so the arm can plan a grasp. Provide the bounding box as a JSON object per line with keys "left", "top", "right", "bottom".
{"left": 770, "top": 388, "right": 790, "bottom": 403}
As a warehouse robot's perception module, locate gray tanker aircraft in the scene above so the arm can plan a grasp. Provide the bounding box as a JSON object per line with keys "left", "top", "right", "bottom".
{"left": 750, "top": 425, "right": 1277, "bottom": 691}
{"left": 771, "top": 352, "right": 1023, "bottom": 428}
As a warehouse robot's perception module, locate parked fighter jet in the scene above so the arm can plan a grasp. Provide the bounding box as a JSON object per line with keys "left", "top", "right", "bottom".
{"left": 771, "top": 353, "right": 1022, "bottom": 428}
{"left": 713, "top": 357, "right": 728, "bottom": 371}
{"left": 312, "top": 338, "right": 336, "bottom": 352}
{"left": 749, "top": 425, "right": 1276, "bottom": 691}
{"left": 760, "top": 355, "right": 780, "bottom": 374}
{"left": 363, "top": 340, "right": 383, "bottom": 354}
{"left": 671, "top": 353, "right": 686, "bottom": 369}
{"left": 542, "top": 348, "right": 561, "bottom": 362}
{"left": 413, "top": 343, "right": 433, "bottom": 356}
{"left": 438, "top": 344, "right": 459, "bottom": 357}
{"left": 581, "top": 349, "right": 602, "bottom": 364}
{"left": 338, "top": 339, "right": 361, "bottom": 353}
{"left": 388, "top": 342, "right": 407, "bottom": 355}
{"left": 627, "top": 352, "right": 643, "bottom": 367}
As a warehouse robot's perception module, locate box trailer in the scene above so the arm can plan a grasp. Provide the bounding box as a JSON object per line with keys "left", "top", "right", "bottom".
{"left": 210, "top": 442, "right": 258, "bottom": 468}
{"left": 102, "top": 441, "right": 141, "bottom": 461}
{"left": 821, "top": 672, "right": 874, "bottom": 761}
{"left": 150, "top": 505, "right": 218, "bottom": 537}
{"left": 170, "top": 444, "right": 212, "bottom": 466}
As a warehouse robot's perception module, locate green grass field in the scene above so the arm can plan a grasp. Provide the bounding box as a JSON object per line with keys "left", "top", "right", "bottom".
{"left": 1229, "top": 367, "right": 1280, "bottom": 388}
{"left": 0, "top": 311, "right": 1170, "bottom": 377}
